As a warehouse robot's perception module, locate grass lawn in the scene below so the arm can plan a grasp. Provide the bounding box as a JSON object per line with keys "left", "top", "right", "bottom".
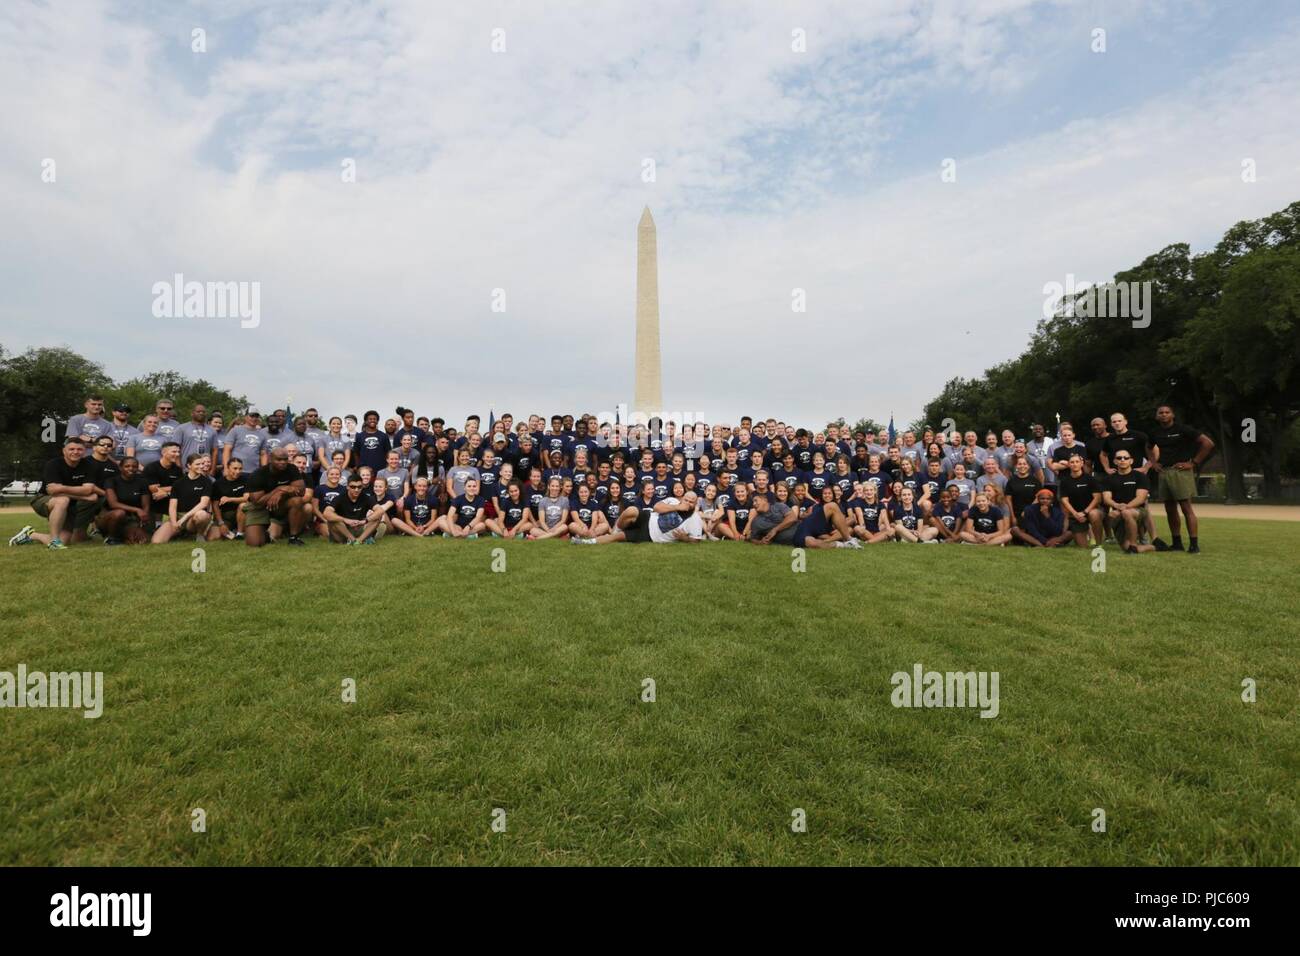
{"left": 1, "top": 513, "right": 1296, "bottom": 866}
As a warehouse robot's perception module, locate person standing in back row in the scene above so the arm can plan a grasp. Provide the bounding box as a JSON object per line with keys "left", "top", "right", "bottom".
{"left": 1149, "top": 404, "right": 1214, "bottom": 553}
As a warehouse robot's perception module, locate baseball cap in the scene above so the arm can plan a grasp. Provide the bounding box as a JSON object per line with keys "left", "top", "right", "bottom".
{"left": 493, "top": 432, "right": 507, "bottom": 444}
{"left": 246, "top": 406, "right": 261, "bottom": 416}
{"left": 113, "top": 402, "right": 131, "bottom": 413}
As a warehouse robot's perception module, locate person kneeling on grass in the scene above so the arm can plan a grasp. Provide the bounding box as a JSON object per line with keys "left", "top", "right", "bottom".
{"left": 10, "top": 436, "right": 98, "bottom": 550}
{"left": 1103, "top": 451, "right": 1156, "bottom": 554}
{"left": 324, "top": 474, "right": 387, "bottom": 544}
{"left": 152, "top": 453, "right": 215, "bottom": 543}
{"left": 1010, "top": 488, "right": 1073, "bottom": 548}
{"left": 959, "top": 492, "right": 1011, "bottom": 545}
{"left": 242, "top": 448, "right": 311, "bottom": 548}
{"left": 438, "top": 477, "right": 488, "bottom": 539}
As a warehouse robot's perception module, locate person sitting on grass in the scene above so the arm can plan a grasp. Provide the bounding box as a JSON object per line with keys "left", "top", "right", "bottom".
{"left": 792, "top": 485, "right": 863, "bottom": 550}
{"left": 567, "top": 482, "right": 607, "bottom": 543}
{"left": 10, "top": 437, "right": 97, "bottom": 550}
{"left": 1010, "top": 488, "right": 1073, "bottom": 548}
{"left": 890, "top": 486, "right": 937, "bottom": 543}
{"left": 323, "top": 474, "right": 386, "bottom": 545}
{"left": 488, "top": 480, "right": 534, "bottom": 539}
{"left": 527, "top": 476, "right": 569, "bottom": 541}
{"left": 959, "top": 491, "right": 1011, "bottom": 546}
{"left": 746, "top": 488, "right": 799, "bottom": 546}
{"left": 926, "top": 486, "right": 966, "bottom": 544}
{"left": 439, "top": 476, "right": 488, "bottom": 539}
{"left": 97, "top": 454, "right": 152, "bottom": 545}
{"left": 152, "top": 453, "right": 215, "bottom": 544}
{"left": 392, "top": 476, "right": 439, "bottom": 537}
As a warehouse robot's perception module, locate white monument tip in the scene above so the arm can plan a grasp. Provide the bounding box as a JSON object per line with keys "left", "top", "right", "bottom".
{"left": 639, "top": 206, "right": 655, "bottom": 228}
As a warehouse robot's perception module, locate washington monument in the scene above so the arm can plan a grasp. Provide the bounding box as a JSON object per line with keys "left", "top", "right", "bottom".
{"left": 633, "top": 206, "right": 662, "bottom": 416}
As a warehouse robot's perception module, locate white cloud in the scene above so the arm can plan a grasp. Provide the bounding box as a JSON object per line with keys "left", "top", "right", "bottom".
{"left": 1, "top": 0, "right": 1296, "bottom": 429}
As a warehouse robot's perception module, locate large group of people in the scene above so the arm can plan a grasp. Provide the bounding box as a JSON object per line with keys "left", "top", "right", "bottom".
{"left": 9, "top": 397, "right": 1215, "bottom": 555}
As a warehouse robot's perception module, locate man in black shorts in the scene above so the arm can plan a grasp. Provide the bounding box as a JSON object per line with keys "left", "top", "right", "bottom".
{"left": 211, "top": 457, "right": 250, "bottom": 540}
{"left": 1149, "top": 404, "right": 1214, "bottom": 553}
{"left": 142, "top": 442, "right": 184, "bottom": 526}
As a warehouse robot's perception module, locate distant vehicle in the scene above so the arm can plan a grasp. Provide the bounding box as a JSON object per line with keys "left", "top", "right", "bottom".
{"left": 1, "top": 480, "right": 40, "bottom": 497}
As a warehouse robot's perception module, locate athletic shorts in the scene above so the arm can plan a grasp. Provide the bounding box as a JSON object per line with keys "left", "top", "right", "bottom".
{"left": 1067, "top": 517, "right": 1090, "bottom": 533}
{"left": 219, "top": 505, "right": 240, "bottom": 527}
{"left": 624, "top": 509, "right": 653, "bottom": 544}
{"left": 1157, "top": 467, "right": 1196, "bottom": 501}
{"left": 31, "top": 494, "right": 101, "bottom": 530}
{"left": 241, "top": 501, "right": 289, "bottom": 527}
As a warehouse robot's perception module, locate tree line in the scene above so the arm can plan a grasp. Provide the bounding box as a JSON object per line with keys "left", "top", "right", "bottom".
{"left": 0, "top": 346, "right": 247, "bottom": 478}
{"left": 920, "top": 201, "right": 1300, "bottom": 500}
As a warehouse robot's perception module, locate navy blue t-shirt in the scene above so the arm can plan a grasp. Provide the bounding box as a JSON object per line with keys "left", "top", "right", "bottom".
{"left": 403, "top": 494, "right": 437, "bottom": 525}
{"left": 967, "top": 505, "right": 1003, "bottom": 534}
{"left": 451, "top": 494, "right": 486, "bottom": 526}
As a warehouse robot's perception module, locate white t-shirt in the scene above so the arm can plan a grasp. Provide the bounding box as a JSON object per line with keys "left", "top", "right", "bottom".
{"left": 649, "top": 498, "right": 705, "bottom": 543}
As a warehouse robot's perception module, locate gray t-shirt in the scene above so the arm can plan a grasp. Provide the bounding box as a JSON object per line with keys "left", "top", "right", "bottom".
{"left": 976, "top": 473, "right": 1007, "bottom": 494}
{"left": 448, "top": 465, "right": 480, "bottom": 497}
{"left": 67, "top": 414, "right": 114, "bottom": 443}
{"left": 108, "top": 422, "right": 139, "bottom": 460}
{"left": 321, "top": 434, "right": 350, "bottom": 463}
{"left": 146, "top": 417, "right": 183, "bottom": 442}
{"left": 750, "top": 501, "right": 792, "bottom": 536}
{"left": 226, "top": 426, "right": 266, "bottom": 469}
{"left": 127, "top": 432, "right": 165, "bottom": 466}
{"left": 946, "top": 477, "right": 977, "bottom": 506}
{"left": 177, "top": 422, "right": 219, "bottom": 462}
{"left": 539, "top": 495, "right": 567, "bottom": 529}
{"left": 376, "top": 467, "right": 409, "bottom": 497}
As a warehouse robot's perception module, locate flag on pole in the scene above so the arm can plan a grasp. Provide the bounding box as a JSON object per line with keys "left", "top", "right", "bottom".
{"left": 888, "top": 414, "right": 896, "bottom": 445}
{"left": 488, "top": 407, "right": 496, "bottom": 435}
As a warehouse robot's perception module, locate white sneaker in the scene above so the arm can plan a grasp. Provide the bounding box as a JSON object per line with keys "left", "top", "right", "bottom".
{"left": 837, "top": 538, "right": 863, "bottom": 550}
{"left": 8, "top": 525, "right": 34, "bottom": 547}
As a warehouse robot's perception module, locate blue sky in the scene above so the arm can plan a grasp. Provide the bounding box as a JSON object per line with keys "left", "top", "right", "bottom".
{"left": 2, "top": 0, "right": 1298, "bottom": 429}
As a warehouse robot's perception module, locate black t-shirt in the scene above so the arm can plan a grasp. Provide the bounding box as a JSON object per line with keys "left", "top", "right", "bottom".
{"left": 249, "top": 463, "right": 304, "bottom": 494}
{"left": 213, "top": 476, "right": 249, "bottom": 508}
{"left": 142, "top": 461, "right": 184, "bottom": 512}
{"left": 1058, "top": 472, "right": 1099, "bottom": 512}
{"left": 170, "top": 474, "right": 214, "bottom": 512}
{"left": 1149, "top": 424, "right": 1205, "bottom": 466}
{"left": 1107, "top": 470, "right": 1150, "bottom": 505}
{"left": 40, "top": 456, "right": 93, "bottom": 495}
{"left": 1006, "top": 474, "right": 1043, "bottom": 517}
{"left": 86, "top": 456, "right": 119, "bottom": 490}
{"left": 331, "top": 491, "right": 375, "bottom": 521}
{"left": 107, "top": 473, "right": 149, "bottom": 509}
{"left": 1104, "top": 430, "right": 1148, "bottom": 468}
{"left": 1084, "top": 434, "right": 1110, "bottom": 472}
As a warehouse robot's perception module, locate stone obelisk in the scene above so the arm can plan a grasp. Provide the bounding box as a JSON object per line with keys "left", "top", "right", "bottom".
{"left": 633, "top": 206, "right": 662, "bottom": 417}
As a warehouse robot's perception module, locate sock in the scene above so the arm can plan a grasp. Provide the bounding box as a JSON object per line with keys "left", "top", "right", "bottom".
{"left": 1172, "top": 535, "right": 1182, "bottom": 546}
{"left": 1190, "top": 536, "right": 1198, "bottom": 547}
